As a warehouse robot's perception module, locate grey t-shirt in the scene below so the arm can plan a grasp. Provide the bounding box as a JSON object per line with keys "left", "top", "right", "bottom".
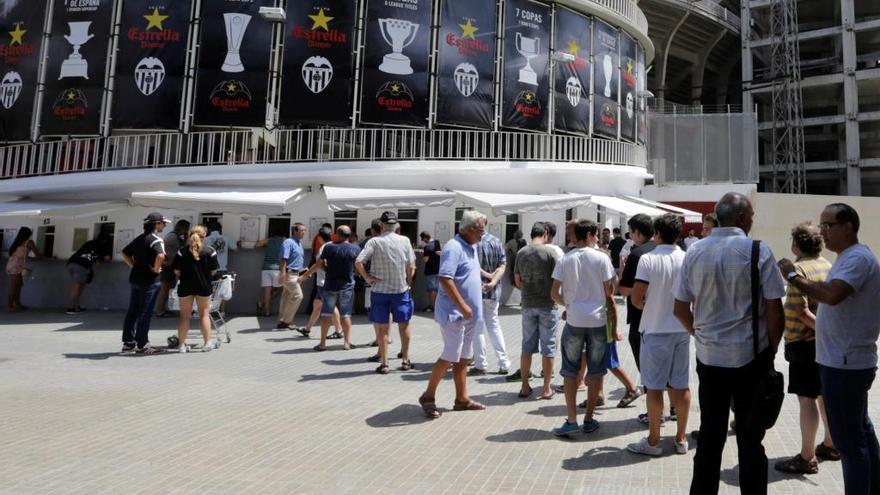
{"left": 515, "top": 244, "right": 559, "bottom": 309}
{"left": 816, "top": 244, "right": 880, "bottom": 370}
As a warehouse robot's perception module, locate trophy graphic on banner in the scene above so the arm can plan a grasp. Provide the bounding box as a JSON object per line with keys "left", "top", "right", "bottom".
{"left": 515, "top": 33, "right": 539, "bottom": 86}
{"left": 565, "top": 77, "right": 581, "bottom": 107}
{"left": 59, "top": 22, "right": 93, "bottom": 80}
{"left": 602, "top": 54, "right": 613, "bottom": 98}
{"left": 222, "top": 13, "right": 251, "bottom": 73}
{"left": 378, "top": 18, "right": 419, "bottom": 75}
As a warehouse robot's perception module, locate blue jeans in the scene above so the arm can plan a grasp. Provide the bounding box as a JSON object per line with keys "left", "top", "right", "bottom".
{"left": 121, "top": 282, "right": 161, "bottom": 348}
{"left": 560, "top": 323, "right": 607, "bottom": 378}
{"left": 521, "top": 307, "right": 558, "bottom": 357}
{"left": 820, "top": 365, "right": 880, "bottom": 495}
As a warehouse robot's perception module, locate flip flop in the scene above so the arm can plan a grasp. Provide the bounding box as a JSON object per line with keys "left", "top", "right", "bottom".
{"left": 419, "top": 395, "right": 441, "bottom": 419}
{"left": 538, "top": 391, "right": 555, "bottom": 400}
{"left": 518, "top": 386, "right": 533, "bottom": 398}
{"left": 313, "top": 344, "right": 326, "bottom": 352}
{"left": 453, "top": 400, "right": 487, "bottom": 411}
{"left": 327, "top": 332, "right": 343, "bottom": 340}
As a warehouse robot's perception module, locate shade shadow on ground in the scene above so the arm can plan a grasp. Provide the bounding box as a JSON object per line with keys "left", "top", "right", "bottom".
{"left": 562, "top": 446, "right": 651, "bottom": 470}
{"left": 365, "top": 404, "right": 436, "bottom": 428}
{"left": 486, "top": 428, "right": 551, "bottom": 443}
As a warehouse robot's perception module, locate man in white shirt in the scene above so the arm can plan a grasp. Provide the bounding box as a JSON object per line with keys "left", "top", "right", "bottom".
{"left": 673, "top": 192, "right": 785, "bottom": 495}
{"left": 627, "top": 213, "right": 691, "bottom": 456}
{"left": 683, "top": 228, "right": 699, "bottom": 250}
{"left": 549, "top": 219, "right": 616, "bottom": 437}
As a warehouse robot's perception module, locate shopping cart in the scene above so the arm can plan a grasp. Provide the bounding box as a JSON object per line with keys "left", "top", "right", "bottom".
{"left": 166, "top": 273, "right": 234, "bottom": 348}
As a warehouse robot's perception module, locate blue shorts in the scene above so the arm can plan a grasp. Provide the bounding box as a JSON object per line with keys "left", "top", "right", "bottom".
{"left": 521, "top": 307, "right": 558, "bottom": 357}
{"left": 320, "top": 287, "right": 354, "bottom": 318}
{"left": 560, "top": 323, "right": 608, "bottom": 378}
{"left": 369, "top": 291, "right": 413, "bottom": 324}
{"left": 640, "top": 332, "right": 690, "bottom": 390}
{"left": 424, "top": 274, "right": 438, "bottom": 293}
{"left": 604, "top": 340, "right": 621, "bottom": 369}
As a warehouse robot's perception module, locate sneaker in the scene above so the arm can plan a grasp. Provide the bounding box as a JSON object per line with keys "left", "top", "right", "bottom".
{"left": 497, "top": 368, "right": 509, "bottom": 375}
{"left": 65, "top": 307, "right": 79, "bottom": 315}
{"left": 178, "top": 345, "right": 188, "bottom": 353}
{"left": 582, "top": 418, "right": 600, "bottom": 434}
{"left": 774, "top": 454, "right": 819, "bottom": 474}
{"left": 275, "top": 322, "right": 290, "bottom": 330}
{"left": 120, "top": 343, "right": 136, "bottom": 354}
{"left": 135, "top": 345, "right": 164, "bottom": 355}
{"left": 638, "top": 412, "right": 667, "bottom": 426}
{"left": 553, "top": 383, "right": 587, "bottom": 393}
{"left": 617, "top": 388, "right": 644, "bottom": 408}
{"left": 669, "top": 406, "right": 678, "bottom": 421}
{"left": 505, "top": 369, "right": 536, "bottom": 382}
{"left": 674, "top": 439, "right": 689, "bottom": 455}
{"left": 467, "top": 368, "right": 487, "bottom": 376}
{"left": 553, "top": 421, "right": 580, "bottom": 438}
{"left": 202, "top": 340, "right": 218, "bottom": 352}
{"left": 627, "top": 437, "right": 662, "bottom": 456}
{"left": 815, "top": 444, "right": 841, "bottom": 461}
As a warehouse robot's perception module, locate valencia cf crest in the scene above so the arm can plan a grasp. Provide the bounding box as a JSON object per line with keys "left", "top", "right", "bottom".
{"left": 0, "top": 71, "right": 22, "bottom": 109}
{"left": 302, "top": 56, "right": 333, "bottom": 94}
{"left": 565, "top": 77, "right": 582, "bottom": 107}
{"left": 210, "top": 80, "right": 252, "bottom": 112}
{"left": 453, "top": 62, "right": 478, "bottom": 97}
{"left": 601, "top": 102, "right": 616, "bottom": 128}
{"left": 376, "top": 81, "right": 413, "bottom": 112}
{"left": 52, "top": 88, "right": 88, "bottom": 121}
{"left": 134, "top": 57, "right": 166, "bottom": 96}
{"left": 514, "top": 90, "right": 540, "bottom": 118}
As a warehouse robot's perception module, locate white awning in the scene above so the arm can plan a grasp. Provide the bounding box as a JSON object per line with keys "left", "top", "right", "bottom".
{"left": 588, "top": 195, "right": 669, "bottom": 218}
{"left": 130, "top": 187, "right": 305, "bottom": 215}
{"left": 323, "top": 186, "right": 456, "bottom": 212}
{"left": 622, "top": 196, "right": 703, "bottom": 223}
{"left": 455, "top": 191, "right": 592, "bottom": 217}
{"left": 0, "top": 201, "right": 125, "bottom": 218}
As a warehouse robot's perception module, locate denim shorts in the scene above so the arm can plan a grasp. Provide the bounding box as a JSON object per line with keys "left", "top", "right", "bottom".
{"left": 424, "top": 274, "right": 439, "bottom": 293}
{"left": 369, "top": 291, "right": 413, "bottom": 324}
{"left": 320, "top": 287, "right": 354, "bottom": 317}
{"left": 521, "top": 307, "right": 559, "bottom": 357}
{"left": 640, "top": 332, "right": 690, "bottom": 390}
{"left": 560, "top": 323, "right": 608, "bottom": 378}
{"left": 67, "top": 263, "right": 90, "bottom": 284}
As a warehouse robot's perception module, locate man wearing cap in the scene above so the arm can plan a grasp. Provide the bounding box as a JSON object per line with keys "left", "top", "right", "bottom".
{"left": 355, "top": 211, "right": 417, "bottom": 374}
{"left": 120, "top": 212, "right": 171, "bottom": 354}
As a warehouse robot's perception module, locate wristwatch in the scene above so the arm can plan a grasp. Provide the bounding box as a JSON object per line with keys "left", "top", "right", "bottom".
{"left": 786, "top": 271, "right": 800, "bottom": 281}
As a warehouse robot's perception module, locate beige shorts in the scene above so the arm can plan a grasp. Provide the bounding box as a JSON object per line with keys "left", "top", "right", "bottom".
{"left": 261, "top": 270, "right": 281, "bottom": 288}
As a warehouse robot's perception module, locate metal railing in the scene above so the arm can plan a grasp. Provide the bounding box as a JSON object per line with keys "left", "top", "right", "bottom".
{"left": 692, "top": 0, "right": 741, "bottom": 32}
{"left": 0, "top": 128, "right": 647, "bottom": 180}
{"left": 573, "top": 0, "right": 650, "bottom": 36}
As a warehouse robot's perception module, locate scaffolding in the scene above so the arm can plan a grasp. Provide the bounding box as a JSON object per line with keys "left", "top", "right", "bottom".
{"left": 768, "top": 0, "right": 806, "bottom": 193}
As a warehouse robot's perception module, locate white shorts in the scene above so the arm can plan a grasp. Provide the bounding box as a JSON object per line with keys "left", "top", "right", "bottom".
{"left": 640, "top": 332, "right": 691, "bottom": 390}
{"left": 261, "top": 270, "right": 281, "bottom": 288}
{"left": 439, "top": 318, "right": 478, "bottom": 363}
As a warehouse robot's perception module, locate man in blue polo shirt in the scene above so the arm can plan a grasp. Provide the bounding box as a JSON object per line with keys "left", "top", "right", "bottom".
{"left": 277, "top": 222, "right": 308, "bottom": 334}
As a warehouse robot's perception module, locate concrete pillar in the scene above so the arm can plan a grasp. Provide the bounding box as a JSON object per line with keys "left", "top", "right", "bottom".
{"left": 841, "top": 0, "right": 862, "bottom": 195}
{"left": 741, "top": 2, "right": 754, "bottom": 114}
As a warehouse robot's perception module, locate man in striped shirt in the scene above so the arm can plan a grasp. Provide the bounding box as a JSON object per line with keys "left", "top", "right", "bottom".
{"left": 469, "top": 229, "right": 511, "bottom": 375}
{"left": 774, "top": 222, "right": 838, "bottom": 475}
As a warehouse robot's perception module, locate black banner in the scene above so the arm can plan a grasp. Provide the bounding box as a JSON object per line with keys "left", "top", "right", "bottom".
{"left": 359, "top": 0, "right": 431, "bottom": 127}
{"left": 194, "top": 0, "right": 273, "bottom": 127}
{"left": 620, "top": 32, "right": 635, "bottom": 141}
{"left": 1, "top": 1, "right": 45, "bottom": 141}
{"left": 592, "top": 19, "right": 617, "bottom": 139}
{"left": 40, "top": 0, "right": 114, "bottom": 136}
{"left": 552, "top": 7, "right": 589, "bottom": 135}
{"left": 501, "top": 0, "right": 549, "bottom": 132}
{"left": 281, "top": 0, "right": 357, "bottom": 126}
{"left": 434, "top": 0, "right": 496, "bottom": 129}
{"left": 112, "top": 0, "right": 192, "bottom": 130}
{"left": 637, "top": 43, "right": 646, "bottom": 144}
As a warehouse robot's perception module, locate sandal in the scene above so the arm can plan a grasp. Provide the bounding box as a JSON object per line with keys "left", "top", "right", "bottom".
{"left": 313, "top": 344, "right": 326, "bottom": 352}
{"left": 538, "top": 391, "right": 555, "bottom": 400}
{"left": 375, "top": 364, "right": 390, "bottom": 374}
{"left": 343, "top": 343, "right": 356, "bottom": 351}
{"left": 419, "top": 395, "right": 441, "bottom": 419}
{"left": 295, "top": 327, "right": 311, "bottom": 338}
{"left": 518, "top": 386, "right": 533, "bottom": 398}
{"left": 453, "top": 400, "right": 487, "bottom": 411}
{"left": 399, "top": 360, "right": 414, "bottom": 371}
{"left": 617, "top": 388, "right": 644, "bottom": 408}
{"left": 327, "top": 332, "right": 343, "bottom": 340}
{"left": 774, "top": 454, "right": 818, "bottom": 474}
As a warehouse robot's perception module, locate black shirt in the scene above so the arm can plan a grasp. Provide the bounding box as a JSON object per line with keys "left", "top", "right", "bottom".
{"left": 423, "top": 239, "right": 441, "bottom": 275}
{"left": 608, "top": 237, "right": 626, "bottom": 268}
{"left": 171, "top": 245, "right": 219, "bottom": 296}
{"left": 122, "top": 232, "right": 165, "bottom": 285}
{"left": 67, "top": 240, "right": 110, "bottom": 268}
{"left": 619, "top": 240, "right": 656, "bottom": 327}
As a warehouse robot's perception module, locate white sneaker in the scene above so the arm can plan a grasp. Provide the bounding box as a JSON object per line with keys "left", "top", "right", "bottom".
{"left": 627, "top": 437, "right": 662, "bottom": 457}
{"left": 202, "top": 340, "right": 218, "bottom": 352}
{"left": 674, "top": 439, "right": 689, "bottom": 455}
{"left": 178, "top": 345, "right": 188, "bottom": 353}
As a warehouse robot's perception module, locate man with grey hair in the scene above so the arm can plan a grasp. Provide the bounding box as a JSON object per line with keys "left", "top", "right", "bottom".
{"left": 419, "top": 210, "right": 488, "bottom": 418}
{"left": 468, "top": 220, "right": 512, "bottom": 376}
{"left": 356, "top": 211, "right": 417, "bottom": 374}
{"left": 673, "top": 192, "right": 785, "bottom": 494}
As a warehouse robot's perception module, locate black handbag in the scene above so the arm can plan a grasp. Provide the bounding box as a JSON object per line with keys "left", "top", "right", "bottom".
{"left": 744, "top": 239, "right": 785, "bottom": 431}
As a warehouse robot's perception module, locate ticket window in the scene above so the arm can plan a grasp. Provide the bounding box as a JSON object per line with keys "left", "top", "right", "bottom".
{"left": 334, "top": 210, "right": 357, "bottom": 232}
{"left": 267, "top": 216, "right": 291, "bottom": 238}
{"left": 201, "top": 213, "right": 222, "bottom": 230}
{"left": 37, "top": 225, "right": 55, "bottom": 258}
{"left": 397, "top": 209, "right": 419, "bottom": 246}
{"left": 94, "top": 222, "right": 115, "bottom": 244}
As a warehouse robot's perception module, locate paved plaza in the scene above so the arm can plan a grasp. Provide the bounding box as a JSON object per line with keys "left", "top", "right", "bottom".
{"left": 0, "top": 302, "right": 861, "bottom": 494}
